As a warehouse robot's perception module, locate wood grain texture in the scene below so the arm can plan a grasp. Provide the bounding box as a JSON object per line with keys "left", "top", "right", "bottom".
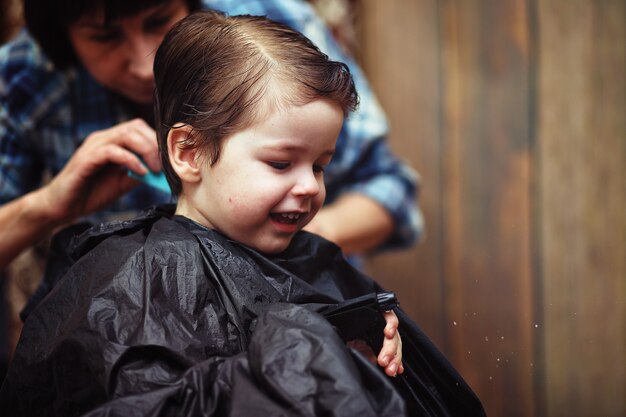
{"left": 438, "top": 1, "right": 535, "bottom": 415}
{"left": 358, "top": 0, "right": 624, "bottom": 416}
{"left": 359, "top": 0, "right": 446, "bottom": 345}
{"left": 537, "top": 1, "right": 626, "bottom": 416}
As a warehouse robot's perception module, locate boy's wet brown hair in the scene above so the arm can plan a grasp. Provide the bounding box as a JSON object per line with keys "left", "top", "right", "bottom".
{"left": 154, "top": 10, "right": 359, "bottom": 196}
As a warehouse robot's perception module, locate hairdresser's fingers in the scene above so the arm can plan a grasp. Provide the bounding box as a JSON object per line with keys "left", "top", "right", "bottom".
{"left": 44, "top": 157, "right": 138, "bottom": 225}
{"left": 44, "top": 121, "right": 160, "bottom": 222}
{"left": 66, "top": 136, "right": 149, "bottom": 180}
{"left": 115, "top": 118, "right": 162, "bottom": 172}
{"left": 82, "top": 119, "right": 161, "bottom": 173}
{"left": 94, "top": 143, "right": 150, "bottom": 176}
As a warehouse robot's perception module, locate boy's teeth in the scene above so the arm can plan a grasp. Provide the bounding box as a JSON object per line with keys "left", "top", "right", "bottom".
{"left": 272, "top": 213, "right": 301, "bottom": 224}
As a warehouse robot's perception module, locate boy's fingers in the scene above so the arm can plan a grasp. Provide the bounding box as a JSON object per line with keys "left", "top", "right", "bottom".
{"left": 385, "top": 356, "right": 403, "bottom": 377}
{"left": 380, "top": 355, "right": 390, "bottom": 367}
{"left": 383, "top": 310, "right": 399, "bottom": 338}
{"left": 386, "top": 362, "right": 398, "bottom": 377}
{"left": 377, "top": 337, "right": 394, "bottom": 365}
{"left": 378, "top": 311, "right": 403, "bottom": 377}
{"left": 381, "top": 331, "right": 403, "bottom": 377}
{"left": 385, "top": 325, "right": 397, "bottom": 338}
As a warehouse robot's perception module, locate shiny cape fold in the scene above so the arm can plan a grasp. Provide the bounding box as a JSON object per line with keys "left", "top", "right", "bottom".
{"left": 0, "top": 206, "right": 485, "bottom": 417}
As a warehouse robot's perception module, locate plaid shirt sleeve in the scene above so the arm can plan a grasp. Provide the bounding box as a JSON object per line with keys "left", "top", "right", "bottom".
{"left": 205, "top": 0, "right": 424, "bottom": 250}
{"left": 0, "top": 32, "right": 48, "bottom": 204}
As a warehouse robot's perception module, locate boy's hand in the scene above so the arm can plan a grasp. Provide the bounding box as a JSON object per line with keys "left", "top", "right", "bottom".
{"left": 346, "top": 310, "right": 404, "bottom": 377}
{"left": 377, "top": 310, "right": 404, "bottom": 377}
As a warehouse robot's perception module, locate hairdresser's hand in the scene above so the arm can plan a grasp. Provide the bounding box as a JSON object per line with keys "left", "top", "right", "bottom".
{"left": 0, "top": 119, "right": 161, "bottom": 269}
{"left": 42, "top": 118, "right": 161, "bottom": 224}
{"left": 378, "top": 310, "right": 404, "bottom": 377}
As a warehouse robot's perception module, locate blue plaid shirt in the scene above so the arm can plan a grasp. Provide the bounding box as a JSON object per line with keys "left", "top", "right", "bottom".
{"left": 0, "top": 0, "right": 423, "bottom": 250}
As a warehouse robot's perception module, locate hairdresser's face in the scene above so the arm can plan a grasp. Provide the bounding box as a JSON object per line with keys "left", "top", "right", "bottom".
{"left": 68, "top": 0, "right": 189, "bottom": 105}
{"left": 180, "top": 99, "right": 344, "bottom": 254}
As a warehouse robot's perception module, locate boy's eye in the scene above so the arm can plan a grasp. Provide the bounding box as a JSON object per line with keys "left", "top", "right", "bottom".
{"left": 313, "top": 165, "right": 325, "bottom": 174}
{"left": 267, "top": 161, "right": 290, "bottom": 170}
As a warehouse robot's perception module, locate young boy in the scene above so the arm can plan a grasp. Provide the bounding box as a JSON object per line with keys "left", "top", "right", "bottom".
{"left": 0, "top": 11, "right": 485, "bottom": 417}
{"left": 153, "top": 8, "right": 403, "bottom": 376}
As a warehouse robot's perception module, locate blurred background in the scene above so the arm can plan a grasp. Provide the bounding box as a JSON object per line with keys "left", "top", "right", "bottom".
{"left": 2, "top": 0, "right": 625, "bottom": 416}
{"left": 314, "top": 0, "right": 624, "bottom": 416}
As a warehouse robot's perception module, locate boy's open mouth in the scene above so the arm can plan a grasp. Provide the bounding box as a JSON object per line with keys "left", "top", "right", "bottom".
{"left": 270, "top": 213, "right": 302, "bottom": 225}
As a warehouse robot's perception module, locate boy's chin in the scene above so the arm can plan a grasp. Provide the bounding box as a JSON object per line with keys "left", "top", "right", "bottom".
{"left": 253, "top": 235, "right": 297, "bottom": 255}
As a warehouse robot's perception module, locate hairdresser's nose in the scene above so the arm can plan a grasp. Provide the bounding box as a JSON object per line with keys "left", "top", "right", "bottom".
{"left": 127, "top": 34, "right": 157, "bottom": 82}
{"left": 292, "top": 168, "right": 321, "bottom": 198}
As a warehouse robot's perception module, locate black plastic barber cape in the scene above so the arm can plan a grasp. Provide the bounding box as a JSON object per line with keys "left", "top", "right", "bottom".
{"left": 0, "top": 205, "right": 486, "bottom": 417}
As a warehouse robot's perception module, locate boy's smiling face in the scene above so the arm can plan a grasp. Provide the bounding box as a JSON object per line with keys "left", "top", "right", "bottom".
{"left": 175, "top": 98, "right": 344, "bottom": 254}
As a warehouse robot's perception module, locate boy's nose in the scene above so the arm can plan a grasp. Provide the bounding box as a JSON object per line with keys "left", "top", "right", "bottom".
{"left": 292, "top": 170, "right": 321, "bottom": 197}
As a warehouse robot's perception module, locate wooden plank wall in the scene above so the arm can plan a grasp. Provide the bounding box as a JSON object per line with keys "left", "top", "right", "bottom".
{"left": 537, "top": 1, "right": 626, "bottom": 416}
{"left": 358, "top": 1, "right": 626, "bottom": 416}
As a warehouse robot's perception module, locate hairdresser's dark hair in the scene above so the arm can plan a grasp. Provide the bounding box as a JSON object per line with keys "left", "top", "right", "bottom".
{"left": 24, "top": 0, "right": 202, "bottom": 69}
{"left": 154, "top": 10, "right": 359, "bottom": 196}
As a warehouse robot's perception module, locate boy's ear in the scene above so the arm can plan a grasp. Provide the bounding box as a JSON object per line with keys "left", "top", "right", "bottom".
{"left": 168, "top": 125, "right": 202, "bottom": 183}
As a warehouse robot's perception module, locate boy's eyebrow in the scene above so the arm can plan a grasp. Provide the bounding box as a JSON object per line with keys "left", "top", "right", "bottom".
{"left": 269, "top": 144, "right": 335, "bottom": 157}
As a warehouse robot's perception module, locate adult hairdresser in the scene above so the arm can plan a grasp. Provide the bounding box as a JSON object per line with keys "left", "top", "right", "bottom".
{"left": 0, "top": 0, "right": 422, "bottom": 270}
